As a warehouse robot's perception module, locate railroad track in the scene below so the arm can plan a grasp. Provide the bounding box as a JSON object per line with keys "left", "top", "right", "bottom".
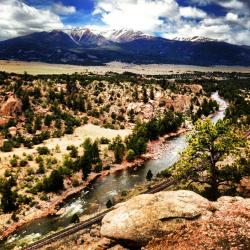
{"left": 23, "top": 178, "right": 176, "bottom": 250}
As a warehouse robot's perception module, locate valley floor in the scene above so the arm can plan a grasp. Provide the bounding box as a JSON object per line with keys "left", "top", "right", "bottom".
{"left": 1, "top": 60, "right": 250, "bottom": 75}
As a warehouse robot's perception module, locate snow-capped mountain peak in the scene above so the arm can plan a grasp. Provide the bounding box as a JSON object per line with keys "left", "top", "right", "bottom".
{"left": 63, "top": 28, "right": 110, "bottom": 46}
{"left": 63, "top": 27, "right": 153, "bottom": 43}
{"left": 99, "top": 29, "right": 152, "bottom": 42}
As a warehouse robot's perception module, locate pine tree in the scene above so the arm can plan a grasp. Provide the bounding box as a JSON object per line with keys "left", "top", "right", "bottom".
{"left": 146, "top": 170, "right": 153, "bottom": 181}
{"left": 142, "top": 87, "right": 148, "bottom": 103}
{"left": 0, "top": 177, "right": 18, "bottom": 213}
{"left": 174, "top": 119, "right": 246, "bottom": 200}
{"left": 150, "top": 87, "right": 154, "bottom": 100}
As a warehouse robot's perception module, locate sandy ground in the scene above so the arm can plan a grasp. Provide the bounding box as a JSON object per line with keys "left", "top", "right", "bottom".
{"left": 0, "top": 124, "right": 131, "bottom": 170}
{"left": 1, "top": 60, "right": 250, "bottom": 75}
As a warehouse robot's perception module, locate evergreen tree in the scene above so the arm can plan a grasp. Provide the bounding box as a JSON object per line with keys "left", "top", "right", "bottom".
{"left": 142, "top": 87, "right": 148, "bottom": 103}
{"left": 150, "top": 87, "right": 155, "bottom": 100}
{"left": 43, "top": 170, "right": 64, "bottom": 192}
{"left": 0, "top": 177, "right": 18, "bottom": 213}
{"left": 106, "top": 199, "right": 113, "bottom": 208}
{"left": 111, "top": 136, "right": 125, "bottom": 163}
{"left": 146, "top": 170, "right": 153, "bottom": 181}
{"left": 126, "top": 149, "right": 136, "bottom": 162}
{"left": 78, "top": 138, "right": 101, "bottom": 180}
{"left": 174, "top": 119, "right": 246, "bottom": 200}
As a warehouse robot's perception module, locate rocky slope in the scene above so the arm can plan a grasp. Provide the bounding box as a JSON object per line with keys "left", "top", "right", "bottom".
{"left": 100, "top": 190, "right": 250, "bottom": 249}
{"left": 42, "top": 190, "right": 250, "bottom": 250}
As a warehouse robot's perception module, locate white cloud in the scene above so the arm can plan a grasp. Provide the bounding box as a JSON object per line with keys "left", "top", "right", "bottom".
{"left": 225, "top": 12, "right": 238, "bottom": 22}
{"left": 180, "top": 7, "right": 207, "bottom": 19}
{"left": 51, "top": 2, "right": 76, "bottom": 16}
{"left": 0, "top": 0, "right": 64, "bottom": 41}
{"left": 93, "top": 0, "right": 250, "bottom": 45}
{"left": 190, "top": 0, "right": 245, "bottom": 10}
{"left": 218, "top": 0, "right": 245, "bottom": 10}
{"left": 93, "top": 0, "right": 180, "bottom": 32}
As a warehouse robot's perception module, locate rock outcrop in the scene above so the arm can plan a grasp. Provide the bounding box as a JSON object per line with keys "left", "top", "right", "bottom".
{"left": 183, "top": 84, "right": 203, "bottom": 94}
{"left": 101, "top": 190, "right": 213, "bottom": 247}
{"left": 145, "top": 196, "right": 250, "bottom": 250}
{"left": 101, "top": 191, "right": 250, "bottom": 248}
{"left": 0, "top": 94, "right": 22, "bottom": 126}
{"left": 0, "top": 94, "right": 22, "bottom": 117}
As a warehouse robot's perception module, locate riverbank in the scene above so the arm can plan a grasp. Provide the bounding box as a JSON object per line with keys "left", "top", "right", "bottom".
{"left": 0, "top": 127, "right": 188, "bottom": 240}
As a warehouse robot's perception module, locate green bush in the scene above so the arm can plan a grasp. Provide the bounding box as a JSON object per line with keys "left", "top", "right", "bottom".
{"left": 37, "top": 146, "right": 50, "bottom": 155}
{"left": 20, "top": 159, "right": 28, "bottom": 167}
{"left": 126, "top": 149, "right": 136, "bottom": 162}
{"left": 72, "top": 178, "right": 80, "bottom": 187}
{"left": 146, "top": 170, "right": 153, "bottom": 181}
{"left": 103, "top": 165, "right": 111, "bottom": 171}
{"left": 1, "top": 140, "right": 13, "bottom": 152}
{"left": 100, "top": 137, "right": 110, "bottom": 144}
{"left": 10, "top": 157, "right": 18, "bottom": 167}
{"left": 43, "top": 170, "right": 64, "bottom": 193}
{"left": 106, "top": 199, "right": 113, "bottom": 208}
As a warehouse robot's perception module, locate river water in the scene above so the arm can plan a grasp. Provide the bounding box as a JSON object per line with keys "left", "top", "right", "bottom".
{"left": 1, "top": 92, "right": 228, "bottom": 249}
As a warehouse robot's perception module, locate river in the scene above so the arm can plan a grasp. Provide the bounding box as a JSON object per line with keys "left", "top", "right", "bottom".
{"left": 1, "top": 92, "right": 228, "bottom": 249}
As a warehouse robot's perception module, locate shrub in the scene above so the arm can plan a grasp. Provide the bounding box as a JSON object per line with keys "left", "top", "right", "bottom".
{"left": 37, "top": 146, "right": 50, "bottom": 155}
{"left": 106, "top": 199, "right": 113, "bottom": 208}
{"left": 72, "top": 178, "right": 80, "bottom": 187}
{"left": 20, "top": 159, "right": 28, "bottom": 167}
{"left": 67, "top": 145, "right": 78, "bottom": 158}
{"left": 126, "top": 149, "right": 136, "bottom": 162}
{"left": 39, "top": 193, "right": 49, "bottom": 201}
{"left": 146, "top": 170, "right": 153, "bottom": 181}
{"left": 10, "top": 157, "right": 18, "bottom": 167}
{"left": 99, "top": 137, "right": 110, "bottom": 144}
{"left": 26, "top": 167, "right": 34, "bottom": 175}
{"left": 37, "top": 163, "right": 45, "bottom": 174}
{"left": 94, "top": 163, "right": 102, "bottom": 173}
{"left": 43, "top": 170, "right": 64, "bottom": 192}
{"left": 71, "top": 213, "right": 80, "bottom": 224}
{"left": 83, "top": 117, "right": 88, "bottom": 124}
{"left": 103, "top": 165, "right": 111, "bottom": 171}
{"left": 1, "top": 140, "right": 13, "bottom": 152}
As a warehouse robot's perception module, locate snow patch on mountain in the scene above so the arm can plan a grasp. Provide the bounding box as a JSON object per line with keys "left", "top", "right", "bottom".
{"left": 63, "top": 28, "right": 152, "bottom": 44}
{"left": 98, "top": 29, "right": 152, "bottom": 42}
{"left": 173, "top": 36, "right": 218, "bottom": 42}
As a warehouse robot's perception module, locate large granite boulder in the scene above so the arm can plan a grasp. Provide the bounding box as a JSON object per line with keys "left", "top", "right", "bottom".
{"left": 101, "top": 190, "right": 213, "bottom": 247}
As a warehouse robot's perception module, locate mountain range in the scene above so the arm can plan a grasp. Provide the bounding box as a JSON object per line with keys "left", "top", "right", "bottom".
{"left": 0, "top": 28, "right": 250, "bottom": 66}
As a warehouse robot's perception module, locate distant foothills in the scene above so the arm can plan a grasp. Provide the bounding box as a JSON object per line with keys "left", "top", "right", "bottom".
{"left": 0, "top": 28, "right": 250, "bottom": 66}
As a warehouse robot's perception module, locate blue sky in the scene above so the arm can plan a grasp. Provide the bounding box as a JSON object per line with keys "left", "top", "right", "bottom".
{"left": 0, "top": 0, "right": 250, "bottom": 45}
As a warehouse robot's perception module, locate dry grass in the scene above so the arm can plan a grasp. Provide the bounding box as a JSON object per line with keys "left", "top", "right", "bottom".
{"left": 1, "top": 60, "right": 250, "bottom": 75}
{"left": 0, "top": 124, "right": 131, "bottom": 168}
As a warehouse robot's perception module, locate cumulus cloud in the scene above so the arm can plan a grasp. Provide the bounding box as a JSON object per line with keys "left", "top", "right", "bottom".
{"left": 225, "top": 12, "right": 239, "bottom": 22}
{"left": 0, "top": 0, "right": 64, "bottom": 41}
{"left": 51, "top": 2, "right": 76, "bottom": 16}
{"left": 93, "top": 0, "right": 180, "bottom": 32}
{"left": 93, "top": 0, "right": 250, "bottom": 45}
{"left": 179, "top": 7, "right": 207, "bottom": 19}
{"left": 190, "top": 0, "right": 247, "bottom": 10}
